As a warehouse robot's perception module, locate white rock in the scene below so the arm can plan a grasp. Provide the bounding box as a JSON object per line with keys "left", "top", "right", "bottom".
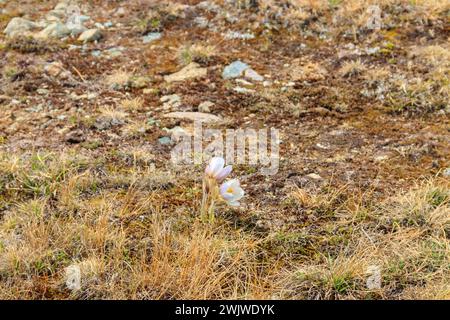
{"left": 233, "top": 86, "right": 255, "bottom": 94}
{"left": 244, "top": 68, "right": 264, "bottom": 82}
{"left": 306, "top": 173, "right": 323, "bottom": 180}
{"left": 443, "top": 168, "right": 450, "bottom": 177}
{"left": 164, "top": 62, "right": 207, "bottom": 83}
{"left": 235, "top": 79, "right": 253, "bottom": 86}
{"left": 198, "top": 101, "right": 214, "bottom": 113}
{"left": 78, "top": 28, "right": 102, "bottom": 42}
{"left": 163, "top": 112, "right": 221, "bottom": 123}
{"left": 115, "top": 7, "right": 126, "bottom": 17}
{"left": 65, "top": 264, "right": 81, "bottom": 291}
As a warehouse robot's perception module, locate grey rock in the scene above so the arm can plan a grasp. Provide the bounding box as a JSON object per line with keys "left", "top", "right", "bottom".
{"left": 158, "top": 136, "right": 172, "bottom": 145}
{"left": 37, "top": 22, "right": 71, "bottom": 39}
{"left": 142, "top": 32, "right": 161, "bottom": 44}
{"left": 94, "top": 117, "right": 124, "bottom": 130}
{"left": 194, "top": 16, "right": 209, "bottom": 28}
{"left": 105, "top": 46, "right": 125, "bottom": 57}
{"left": 160, "top": 94, "right": 181, "bottom": 110}
{"left": 67, "top": 23, "right": 87, "bottom": 36}
{"left": 91, "top": 50, "right": 102, "bottom": 57}
{"left": 4, "top": 17, "right": 37, "bottom": 37}
{"left": 222, "top": 60, "right": 249, "bottom": 79}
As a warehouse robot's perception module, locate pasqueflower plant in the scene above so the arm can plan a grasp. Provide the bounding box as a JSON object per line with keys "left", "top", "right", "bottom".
{"left": 201, "top": 157, "right": 244, "bottom": 221}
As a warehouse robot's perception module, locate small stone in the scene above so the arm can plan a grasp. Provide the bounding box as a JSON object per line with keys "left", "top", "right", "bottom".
{"left": 160, "top": 94, "right": 181, "bottom": 109}
{"left": 255, "top": 220, "right": 271, "bottom": 231}
{"left": 65, "top": 264, "right": 81, "bottom": 291}
{"left": 115, "top": 7, "right": 126, "bottom": 17}
{"left": 235, "top": 79, "right": 253, "bottom": 86}
{"left": 78, "top": 28, "right": 102, "bottom": 42}
{"left": 142, "top": 32, "right": 162, "bottom": 44}
{"left": 105, "top": 47, "right": 124, "bottom": 57}
{"left": 44, "top": 61, "right": 71, "bottom": 79}
{"left": 374, "top": 153, "right": 390, "bottom": 162}
{"left": 65, "top": 129, "right": 85, "bottom": 144}
{"left": 37, "top": 88, "right": 50, "bottom": 95}
{"left": 163, "top": 112, "right": 221, "bottom": 123}
{"left": 91, "top": 50, "right": 102, "bottom": 57}
{"left": 194, "top": 16, "right": 209, "bottom": 28}
{"left": 4, "top": 17, "right": 37, "bottom": 37}
{"left": 306, "top": 173, "right": 322, "bottom": 180}
{"left": 198, "top": 101, "right": 214, "bottom": 113}
{"left": 443, "top": 168, "right": 450, "bottom": 177}
{"left": 94, "top": 117, "right": 124, "bottom": 130}
{"left": 222, "top": 60, "right": 249, "bottom": 79}
{"left": 164, "top": 62, "right": 207, "bottom": 83}
{"left": 168, "top": 126, "right": 188, "bottom": 142}
{"left": 223, "top": 31, "right": 255, "bottom": 40}
{"left": 158, "top": 136, "right": 172, "bottom": 145}
{"left": 233, "top": 86, "right": 255, "bottom": 94}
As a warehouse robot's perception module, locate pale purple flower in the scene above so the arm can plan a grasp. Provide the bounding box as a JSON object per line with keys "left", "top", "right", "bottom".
{"left": 205, "top": 156, "right": 232, "bottom": 182}
{"left": 219, "top": 179, "right": 244, "bottom": 207}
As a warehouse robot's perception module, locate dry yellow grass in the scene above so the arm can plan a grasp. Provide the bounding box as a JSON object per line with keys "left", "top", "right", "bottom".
{"left": 0, "top": 151, "right": 448, "bottom": 299}
{"left": 120, "top": 97, "right": 144, "bottom": 112}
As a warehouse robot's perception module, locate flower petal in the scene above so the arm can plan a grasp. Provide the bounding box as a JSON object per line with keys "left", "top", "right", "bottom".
{"left": 219, "top": 179, "right": 244, "bottom": 206}
{"left": 206, "top": 156, "right": 224, "bottom": 177}
{"left": 215, "top": 165, "right": 232, "bottom": 181}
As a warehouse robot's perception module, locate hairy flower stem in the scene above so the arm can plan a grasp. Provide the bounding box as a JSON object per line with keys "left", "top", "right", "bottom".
{"left": 200, "top": 176, "right": 217, "bottom": 223}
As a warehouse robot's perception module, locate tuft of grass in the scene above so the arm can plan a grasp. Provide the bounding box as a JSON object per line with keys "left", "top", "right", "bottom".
{"left": 105, "top": 71, "right": 132, "bottom": 90}
{"left": 177, "top": 44, "right": 217, "bottom": 66}
{"left": 120, "top": 97, "right": 144, "bottom": 112}
{"left": 339, "top": 59, "right": 366, "bottom": 78}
